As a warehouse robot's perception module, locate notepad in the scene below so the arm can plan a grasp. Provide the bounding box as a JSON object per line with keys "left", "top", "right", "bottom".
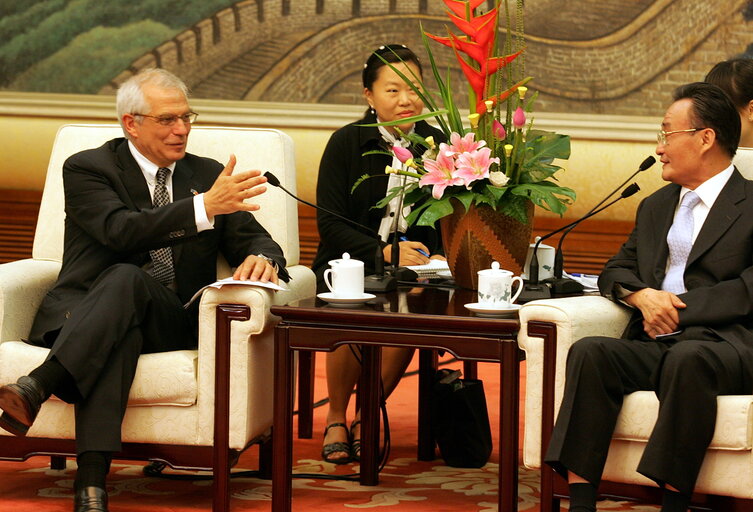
{"left": 406, "top": 259, "right": 451, "bottom": 278}
{"left": 184, "top": 277, "right": 288, "bottom": 308}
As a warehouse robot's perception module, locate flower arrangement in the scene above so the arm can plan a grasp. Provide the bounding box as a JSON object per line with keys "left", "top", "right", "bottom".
{"left": 356, "top": 0, "right": 574, "bottom": 226}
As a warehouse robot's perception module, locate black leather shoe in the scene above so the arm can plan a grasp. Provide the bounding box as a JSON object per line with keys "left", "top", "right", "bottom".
{"left": 0, "top": 375, "right": 46, "bottom": 436}
{"left": 74, "top": 486, "right": 108, "bottom": 512}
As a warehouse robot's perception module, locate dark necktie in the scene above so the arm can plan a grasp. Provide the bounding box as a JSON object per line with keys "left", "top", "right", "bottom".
{"left": 149, "top": 167, "right": 175, "bottom": 286}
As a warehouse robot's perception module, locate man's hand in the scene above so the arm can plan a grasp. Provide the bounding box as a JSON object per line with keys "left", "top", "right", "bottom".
{"left": 383, "top": 241, "right": 431, "bottom": 266}
{"left": 233, "top": 254, "right": 278, "bottom": 284}
{"left": 624, "top": 288, "right": 686, "bottom": 339}
{"left": 204, "top": 154, "right": 268, "bottom": 218}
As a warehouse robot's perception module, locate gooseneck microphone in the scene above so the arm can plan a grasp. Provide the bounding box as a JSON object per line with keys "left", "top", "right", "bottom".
{"left": 520, "top": 182, "right": 641, "bottom": 302}
{"left": 551, "top": 156, "right": 656, "bottom": 281}
{"left": 264, "top": 171, "right": 398, "bottom": 292}
{"left": 551, "top": 156, "right": 656, "bottom": 288}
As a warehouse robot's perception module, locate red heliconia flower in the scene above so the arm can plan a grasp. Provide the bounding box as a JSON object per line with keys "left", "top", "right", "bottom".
{"left": 426, "top": 0, "right": 523, "bottom": 112}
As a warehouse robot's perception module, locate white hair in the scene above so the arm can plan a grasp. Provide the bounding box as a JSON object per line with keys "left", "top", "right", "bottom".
{"left": 116, "top": 68, "right": 190, "bottom": 139}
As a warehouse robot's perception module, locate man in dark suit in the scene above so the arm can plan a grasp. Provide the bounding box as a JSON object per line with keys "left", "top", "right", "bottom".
{"left": 0, "top": 68, "right": 288, "bottom": 512}
{"left": 545, "top": 82, "right": 753, "bottom": 512}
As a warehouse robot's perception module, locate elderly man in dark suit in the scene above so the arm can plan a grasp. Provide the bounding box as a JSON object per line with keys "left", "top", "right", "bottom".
{"left": 545, "top": 82, "right": 753, "bottom": 512}
{"left": 0, "top": 68, "right": 288, "bottom": 512}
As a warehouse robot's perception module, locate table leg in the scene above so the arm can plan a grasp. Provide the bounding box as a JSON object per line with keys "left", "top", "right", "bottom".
{"left": 417, "top": 349, "right": 438, "bottom": 461}
{"left": 359, "top": 344, "right": 382, "bottom": 486}
{"left": 297, "top": 351, "right": 315, "bottom": 439}
{"left": 463, "top": 360, "right": 478, "bottom": 380}
{"left": 499, "top": 341, "right": 520, "bottom": 512}
{"left": 272, "top": 325, "right": 295, "bottom": 512}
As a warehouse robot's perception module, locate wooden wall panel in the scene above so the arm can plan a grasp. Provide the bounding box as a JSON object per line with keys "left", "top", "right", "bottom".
{"left": 1, "top": 192, "right": 632, "bottom": 276}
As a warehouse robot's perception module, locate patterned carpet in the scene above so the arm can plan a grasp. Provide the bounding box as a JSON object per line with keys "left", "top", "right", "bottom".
{"left": 0, "top": 358, "right": 660, "bottom": 511}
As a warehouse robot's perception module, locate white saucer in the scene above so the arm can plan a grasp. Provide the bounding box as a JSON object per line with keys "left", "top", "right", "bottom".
{"left": 464, "top": 302, "right": 521, "bottom": 317}
{"left": 317, "top": 292, "right": 376, "bottom": 306}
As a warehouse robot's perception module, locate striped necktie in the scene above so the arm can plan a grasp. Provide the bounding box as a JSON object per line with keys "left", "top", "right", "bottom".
{"left": 662, "top": 191, "right": 701, "bottom": 294}
{"left": 149, "top": 167, "right": 175, "bottom": 286}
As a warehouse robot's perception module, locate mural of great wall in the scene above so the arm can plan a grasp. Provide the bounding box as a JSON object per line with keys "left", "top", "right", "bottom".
{"left": 4, "top": 0, "right": 753, "bottom": 117}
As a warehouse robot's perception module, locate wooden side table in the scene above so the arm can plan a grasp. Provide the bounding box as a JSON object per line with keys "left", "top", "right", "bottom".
{"left": 271, "top": 286, "right": 537, "bottom": 512}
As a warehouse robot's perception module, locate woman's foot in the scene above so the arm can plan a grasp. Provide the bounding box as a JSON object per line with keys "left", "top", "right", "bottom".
{"left": 321, "top": 422, "right": 351, "bottom": 464}
{"left": 349, "top": 419, "right": 361, "bottom": 462}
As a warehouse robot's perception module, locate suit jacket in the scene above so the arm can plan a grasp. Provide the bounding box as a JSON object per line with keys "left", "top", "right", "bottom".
{"left": 30, "top": 137, "right": 288, "bottom": 345}
{"left": 599, "top": 169, "right": 753, "bottom": 386}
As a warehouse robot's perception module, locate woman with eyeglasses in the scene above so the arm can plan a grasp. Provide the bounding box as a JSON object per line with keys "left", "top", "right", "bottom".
{"left": 705, "top": 58, "right": 753, "bottom": 176}
{"left": 312, "top": 44, "right": 446, "bottom": 465}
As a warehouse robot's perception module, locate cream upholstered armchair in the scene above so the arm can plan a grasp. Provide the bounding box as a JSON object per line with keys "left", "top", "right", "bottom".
{"left": 518, "top": 295, "right": 753, "bottom": 511}
{"left": 0, "top": 124, "right": 316, "bottom": 511}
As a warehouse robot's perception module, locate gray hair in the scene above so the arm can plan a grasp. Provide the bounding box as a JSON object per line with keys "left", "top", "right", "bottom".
{"left": 116, "top": 68, "right": 190, "bottom": 139}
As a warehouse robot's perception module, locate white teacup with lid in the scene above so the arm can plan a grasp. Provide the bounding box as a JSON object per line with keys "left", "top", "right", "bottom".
{"left": 477, "top": 261, "right": 523, "bottom": 307}
{"left": 324, "top": 252, "right": 365, "bottom": 298}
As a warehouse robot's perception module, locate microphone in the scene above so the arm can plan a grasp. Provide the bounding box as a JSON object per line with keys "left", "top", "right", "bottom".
{"left": 519, "top": 182, "right": 641, "bottom": 302}
{"left": 550, "top": 156, "right": 655, "bottom": 289}
{"left": 264, "top": 171, "right": 398, "bottom": 292}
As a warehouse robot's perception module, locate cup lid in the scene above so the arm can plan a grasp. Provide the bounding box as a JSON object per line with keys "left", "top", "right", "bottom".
{"left": 333, "top": 252, "right": 362, "bottom": 268}
{"left": 477, "top": 261, "right": 512, "bottom": 275}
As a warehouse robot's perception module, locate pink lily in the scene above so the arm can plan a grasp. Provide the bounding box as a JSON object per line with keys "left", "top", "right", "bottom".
{"left": 492, "top": 120, "right": 506, "bottom": 140}
{"left": 446, "top": 132, "right": 485, "bottom": 156}
{"left": 392, "top": 145, "right": 412, "bottom": 164}
{"left": 513, "top": 107, "right": 526, "bottom": 129}
{"left": 454, "top": 147, "right": 500, "bottom": 187}
{"left": 419, "top": 150, "right": 464, "bottom": 199}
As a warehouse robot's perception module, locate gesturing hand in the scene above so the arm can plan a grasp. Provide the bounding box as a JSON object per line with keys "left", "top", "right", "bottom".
{"left": 624, "top": 288, "right": 686, "bottom": 339}
{"left": 203, "top": 154, "right": 268, "bottom": 218}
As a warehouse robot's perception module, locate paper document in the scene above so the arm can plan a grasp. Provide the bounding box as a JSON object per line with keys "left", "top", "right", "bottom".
{"left": 184, "top": 277, "right": 288, "bottom": 308}
{"left": 563, "top": 272, "right": 599, "bottom": 292}
{"left": 406, "top": 259, "right": 451, "bottom": 278}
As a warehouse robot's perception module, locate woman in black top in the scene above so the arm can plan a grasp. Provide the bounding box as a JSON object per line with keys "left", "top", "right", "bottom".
{"left": 314, "top": 44, "right": 446, "bottom": 464}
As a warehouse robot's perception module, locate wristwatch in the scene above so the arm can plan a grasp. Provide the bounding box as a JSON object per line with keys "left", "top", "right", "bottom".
{"left": 256, "top": 253, "right": 279, "bottom": 271}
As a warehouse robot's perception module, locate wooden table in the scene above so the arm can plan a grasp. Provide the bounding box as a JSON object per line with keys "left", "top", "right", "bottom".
{"left": 271, "top": 286, "right": 534, "bottom": 512}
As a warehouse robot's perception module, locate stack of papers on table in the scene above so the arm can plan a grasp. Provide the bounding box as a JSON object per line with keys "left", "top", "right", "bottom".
{"left": 406, "top": 259, "right": 451, "bottom": 279}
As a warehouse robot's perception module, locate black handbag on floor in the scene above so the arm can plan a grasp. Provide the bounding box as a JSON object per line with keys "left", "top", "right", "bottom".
{"left": 431, "top": 369, "right": 493, "bottom": 468}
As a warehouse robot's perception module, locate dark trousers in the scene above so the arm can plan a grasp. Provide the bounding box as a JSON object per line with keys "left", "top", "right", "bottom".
{"left": 42, "top": 264, "right": 196, "bottom": 454}
{"left": 544, "top": 335, "right": 746, "bottom": 495}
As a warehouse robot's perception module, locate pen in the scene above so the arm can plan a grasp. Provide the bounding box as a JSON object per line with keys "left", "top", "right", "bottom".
{"left": 570, "top": 273, "right": 599, "bottom": 278}
{"left": 399, "top": 236, "right": 429, "bottom": 257}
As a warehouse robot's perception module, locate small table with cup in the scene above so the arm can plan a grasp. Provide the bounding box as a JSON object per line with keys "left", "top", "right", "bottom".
{"left": 271, "top": 255, "right": 539, "bottom": 512}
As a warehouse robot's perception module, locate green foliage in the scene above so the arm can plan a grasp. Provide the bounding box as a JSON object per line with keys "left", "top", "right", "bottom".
{"left": 0, "top": 0, "right": 67, "bottom": 43}
{"left": 0, "top": 0, "right": 240, "bottom": 88}
{"left": 0, "top": 0, "right": 48, "bottom": 17}
{"left": 10, "top": 21, "right": 175, "bottom": 94}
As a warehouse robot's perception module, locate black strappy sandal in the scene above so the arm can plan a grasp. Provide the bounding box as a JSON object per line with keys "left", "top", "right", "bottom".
{"left": 349, "top": 419, "right": 361, "bottom": 462}
{"left": 321, "top": 422, "right": 351, "bottom": 465}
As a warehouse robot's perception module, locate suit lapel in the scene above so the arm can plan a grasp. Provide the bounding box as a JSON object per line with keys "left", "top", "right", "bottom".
{"left": 116, "top": 142, "right": 153, "bottom": 211}
{"left": 650, "top": 186, "right": 679, "bottom": 287}
{"left": 686, "top": 170, "right": 745, "bottom": 267}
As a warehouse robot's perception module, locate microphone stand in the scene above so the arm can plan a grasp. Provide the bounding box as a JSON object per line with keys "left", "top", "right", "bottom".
{"left": 519, "top": 183, "right": 641, "bottom": 302}
{"left": 263, "top": 171, "right": 398, "bottom": 293}
{"left": 548, "top": 156, "right": 655, "bottom": 295}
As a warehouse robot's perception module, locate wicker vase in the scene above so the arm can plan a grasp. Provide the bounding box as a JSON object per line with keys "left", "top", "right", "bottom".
{"left": 440, "top": 200, "right": 534, "bottom": 290}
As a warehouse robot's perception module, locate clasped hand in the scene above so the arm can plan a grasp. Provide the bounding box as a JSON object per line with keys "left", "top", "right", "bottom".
{"left": 204, "top": 154, "right": 267, "bottom": 218}
{"left": 624, "top": 288, "right": 686, "bottom": 339}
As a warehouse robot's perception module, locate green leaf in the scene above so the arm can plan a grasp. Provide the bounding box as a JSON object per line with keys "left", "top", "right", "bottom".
{"left": 362, "top": 149, "right": 394, "bottom": 158}
{"left": 416, "top": 197, "right": 454, "bottom": 226}
{"left": 358, "top": 109, "right": 450, "bottom": 128}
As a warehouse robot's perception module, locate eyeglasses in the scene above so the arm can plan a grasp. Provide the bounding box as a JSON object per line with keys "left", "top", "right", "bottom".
{"left": 134, "top": 112, "right": 198, "bottom": 126}
{"left": 657, "top": 128, "right": 701, "bottom": 145}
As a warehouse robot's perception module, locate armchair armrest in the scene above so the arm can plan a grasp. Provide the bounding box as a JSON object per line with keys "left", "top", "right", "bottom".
{"left": 517, "top": 295, "right": 632, "bottom": 468}
{"left": 0, "top": 259, "right": 61, "bottom": 342}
